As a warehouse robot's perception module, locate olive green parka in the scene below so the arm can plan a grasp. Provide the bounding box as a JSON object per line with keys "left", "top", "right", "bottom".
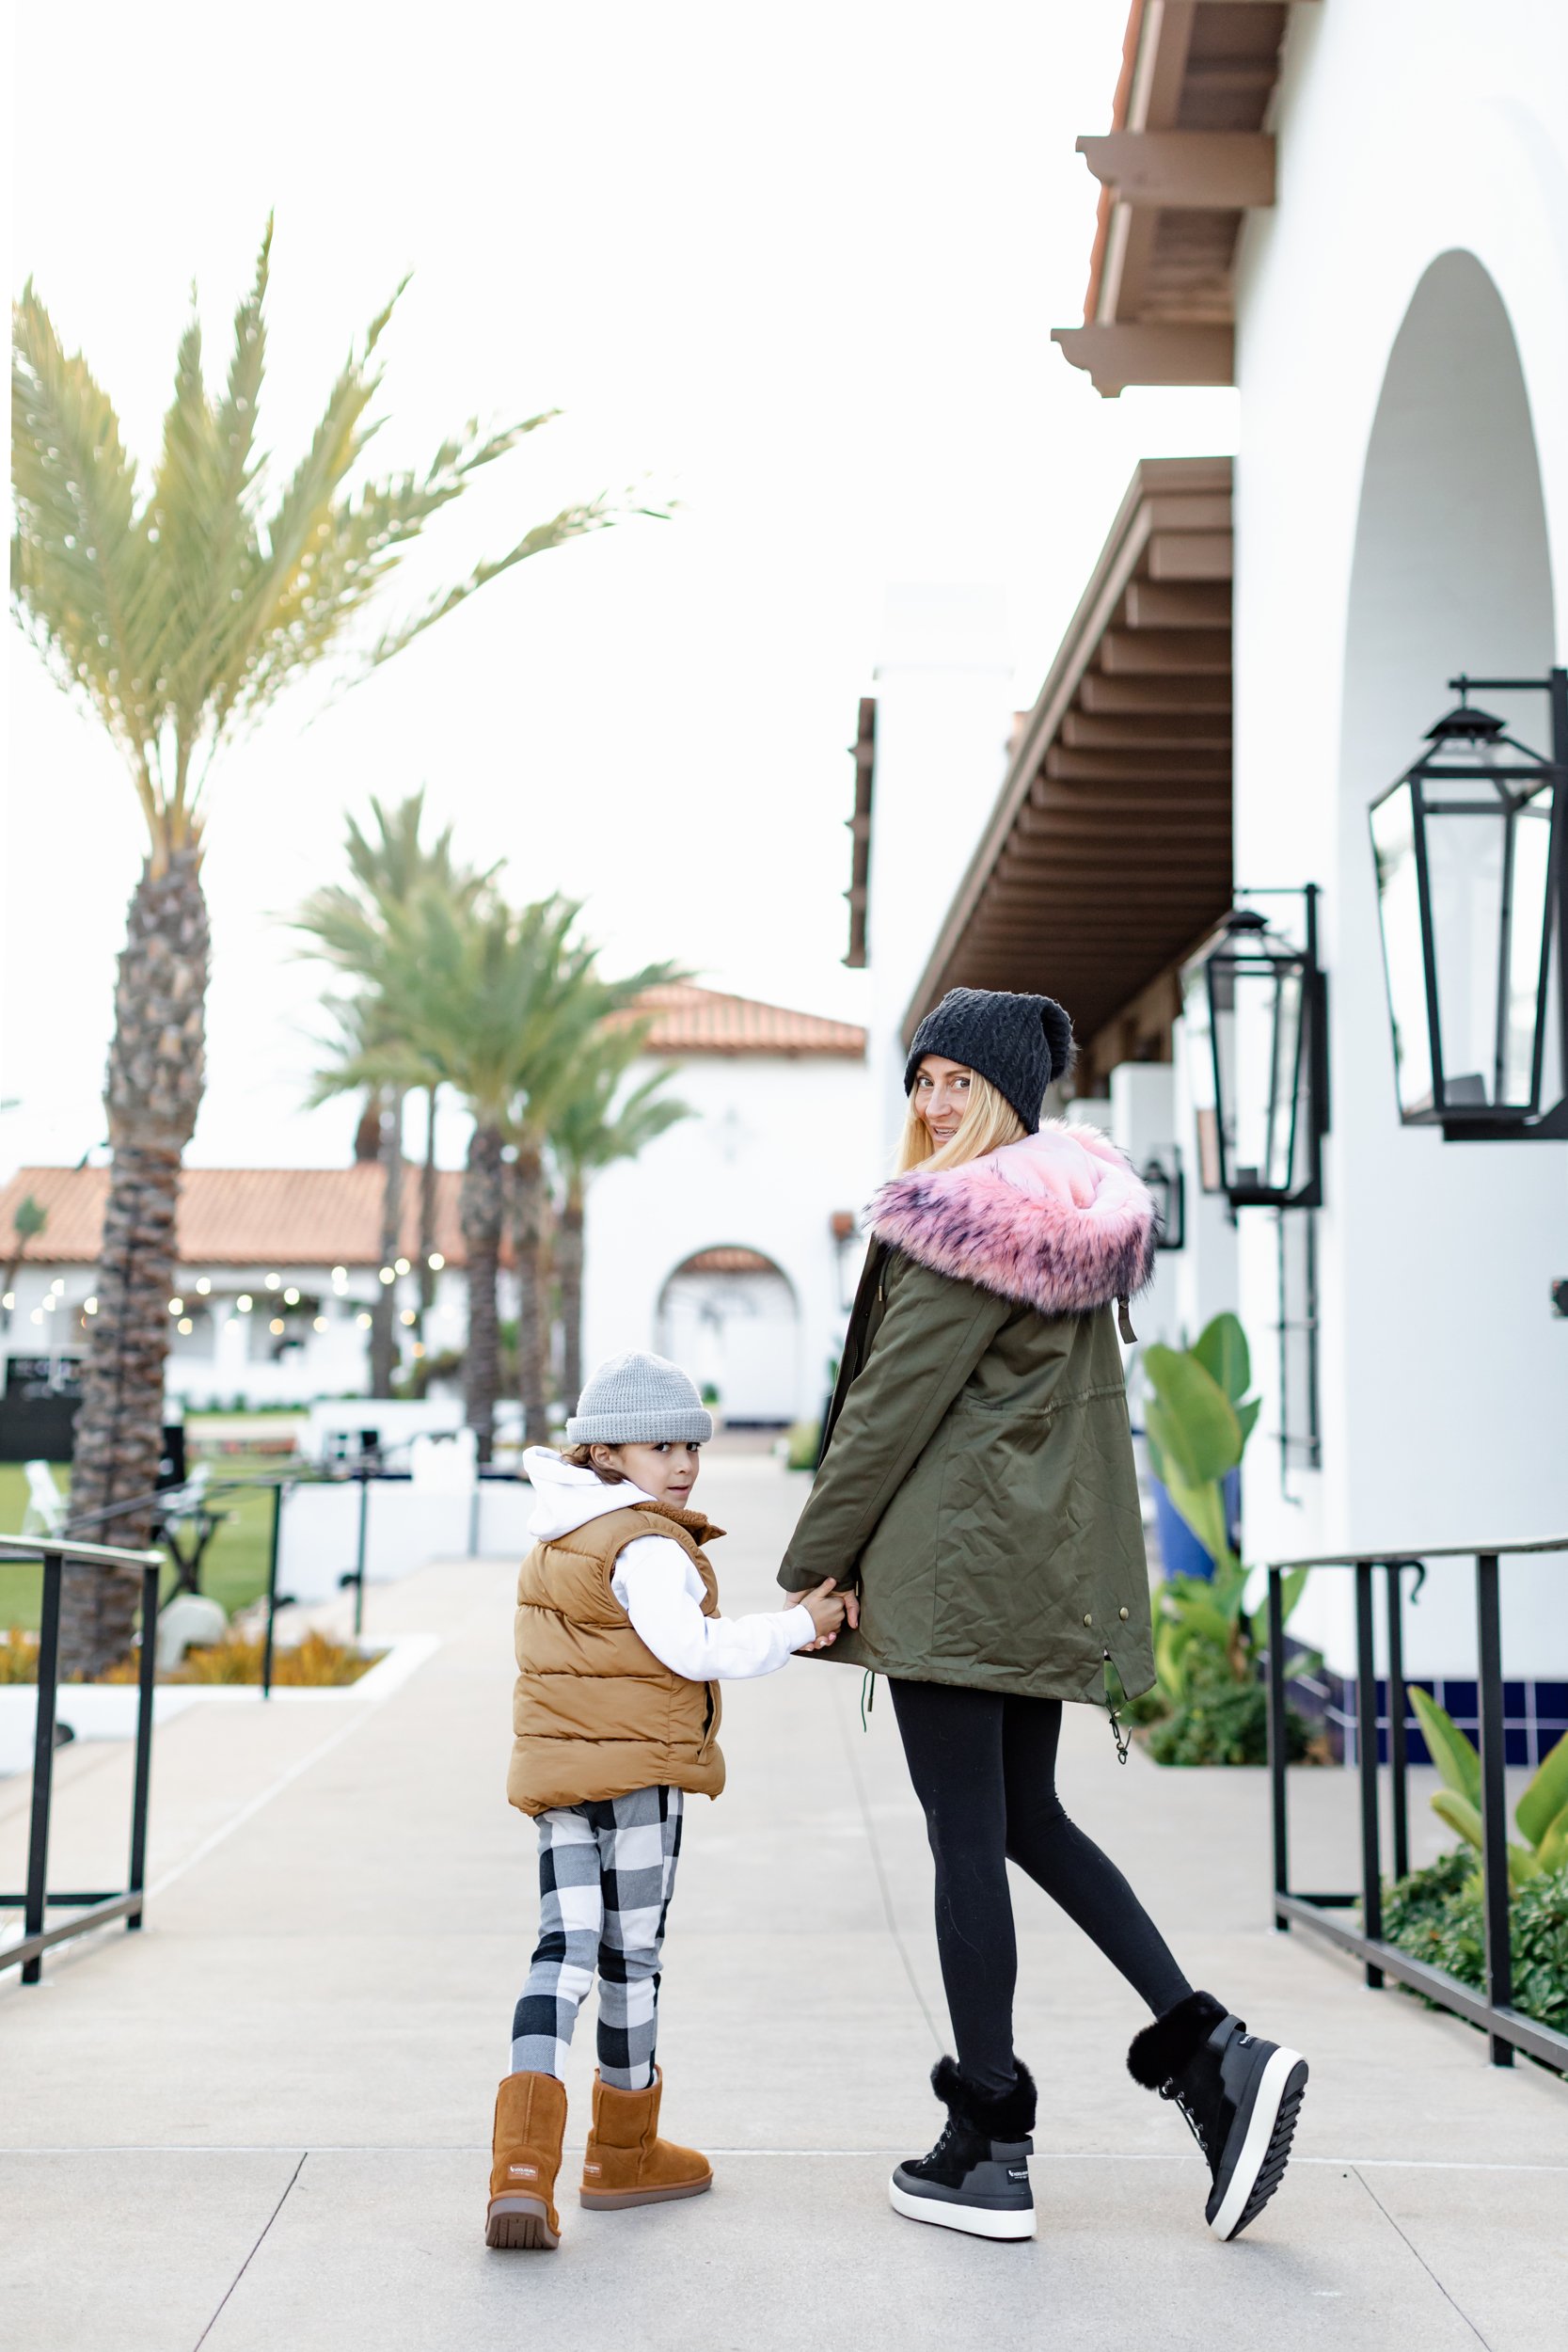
{"left": 778, "top": 1120, "right": 1157, "bottom": 1707}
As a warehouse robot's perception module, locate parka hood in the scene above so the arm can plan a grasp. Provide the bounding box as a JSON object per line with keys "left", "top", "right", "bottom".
{"left": 867, "top": 1120, "right": 1156, "bottom": 1317}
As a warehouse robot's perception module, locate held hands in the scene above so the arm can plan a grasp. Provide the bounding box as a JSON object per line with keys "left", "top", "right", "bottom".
{"left": 796, "top": 1578, "right": 849, "bottom": 1650}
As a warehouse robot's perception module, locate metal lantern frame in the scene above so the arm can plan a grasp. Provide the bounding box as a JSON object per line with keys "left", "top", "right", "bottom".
{"left": 1194, "top": 887, "right": 1328, "bottom": 1212}
{"left": 1138, "top": 1148, "right": 1186, "bottom": 1251}
{"left": 1369, "top": 669, "right": 1568, "bottom": 1142}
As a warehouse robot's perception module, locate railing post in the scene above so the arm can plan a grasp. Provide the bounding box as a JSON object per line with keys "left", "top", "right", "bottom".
{"left": 353, "top": 1469, "right": 370, "bottom": 1641}
{"left": 1386, "top": 1562, "right": 1410, "bottom": 1885}
{"left": 1476, "top": 1552, "right": 1514, "bottom": 2066}
{"left": 1354, "top": 1560, "right": 1383, "bottom": 1986}
{"left": 261, "top": 1481, "right": 285, "bottom": 1701}
{"left": 22, "top": 1553, "right": 63, "bottom": 1986}
{"left": 1266, "top": 1566, "right": 1289, "bottom": 1923}
{"left": 126, "top": 1558, "right": 159, "bottom": 1928}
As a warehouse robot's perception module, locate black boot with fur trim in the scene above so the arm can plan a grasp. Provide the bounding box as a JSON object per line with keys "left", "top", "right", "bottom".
{"left": 889, "top": 2058, "right": 1037, "bottom": 2241}
{"left": 1129, "top": 1991, "right": 1308, "bottom": 2242}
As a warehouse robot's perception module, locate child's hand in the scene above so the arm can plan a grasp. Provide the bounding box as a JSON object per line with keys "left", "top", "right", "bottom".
{"left": 796, "top": 1579, "right": 847, "bottom": 1648}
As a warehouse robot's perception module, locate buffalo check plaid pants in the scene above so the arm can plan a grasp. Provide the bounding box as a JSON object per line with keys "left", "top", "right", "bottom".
{"left": 511, "top": 1785, "right": 684, "bottom": 2090}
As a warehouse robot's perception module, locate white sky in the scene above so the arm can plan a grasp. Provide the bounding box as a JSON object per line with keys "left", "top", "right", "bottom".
{"left": 3, "top": 0, "right": 1237, "bottom": 1178}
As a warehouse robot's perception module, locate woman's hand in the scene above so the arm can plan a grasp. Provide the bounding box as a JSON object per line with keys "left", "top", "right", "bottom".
{"left": 841, "top": 1586, "right": 861, "bottom": 1630}
{"left": 796, "top": 1579, "right": 846, "bottom": 1648}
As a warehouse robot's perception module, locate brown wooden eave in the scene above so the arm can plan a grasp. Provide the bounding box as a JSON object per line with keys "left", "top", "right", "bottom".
{"left": 901, "top": 457, "right": 1233, "bottom": 1086}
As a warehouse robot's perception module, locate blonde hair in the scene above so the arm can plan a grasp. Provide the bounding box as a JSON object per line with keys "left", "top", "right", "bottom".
{"left": 895, "top": 1066, "right": 1028, "bottom": 1174}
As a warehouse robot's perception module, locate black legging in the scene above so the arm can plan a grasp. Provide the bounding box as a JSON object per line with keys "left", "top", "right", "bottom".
{"left": 890, "top": 1678, "right": 1192, "bottom": 2096}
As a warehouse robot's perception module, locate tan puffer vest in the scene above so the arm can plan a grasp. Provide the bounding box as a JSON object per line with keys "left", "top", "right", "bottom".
{"left": 507, "top": 1501, "right": 727, "bottom": 1816}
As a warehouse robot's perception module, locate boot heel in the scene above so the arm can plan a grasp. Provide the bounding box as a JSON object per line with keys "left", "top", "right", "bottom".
{"left": 485, "top": 2194, "right": 560, "bottom": 2250}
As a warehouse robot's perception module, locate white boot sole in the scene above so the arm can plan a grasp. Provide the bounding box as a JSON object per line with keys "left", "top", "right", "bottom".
{"left": 1209, "top": 2044, "right": 1307, "bottom": 2242}
{"left": 889, "top": 2180, "right": 1037, "bottom": 2240}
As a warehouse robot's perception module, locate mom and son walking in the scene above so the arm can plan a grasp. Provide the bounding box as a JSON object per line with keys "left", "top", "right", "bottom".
{"left": 487, "top": 987, "right": 1309, "bottom": 2253}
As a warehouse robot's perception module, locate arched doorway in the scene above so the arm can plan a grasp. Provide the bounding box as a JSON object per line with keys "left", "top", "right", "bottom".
{"left": 656, "top": 1247, "right": 800, "bottom": 1425}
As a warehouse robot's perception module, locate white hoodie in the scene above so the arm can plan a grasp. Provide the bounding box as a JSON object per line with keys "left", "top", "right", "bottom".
{"left": 522, "top": 1448, "right": 816, "bottom": 1681}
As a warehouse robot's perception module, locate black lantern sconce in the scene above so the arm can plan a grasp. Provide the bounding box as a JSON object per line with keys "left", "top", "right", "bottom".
{"left": 1184, "top": 888, "right": 1328, "bottom": 1211}
{"left": 1139, "top": 1150, "right": 1185, "bottom": 1251}
{"left": 1370, "top": 671, "right": 1567, "bottom": 1141}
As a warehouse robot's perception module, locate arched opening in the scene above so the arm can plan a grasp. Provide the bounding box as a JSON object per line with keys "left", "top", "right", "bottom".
{"left": 1341, "top": 250, "right": 1554, "bottom": 808}
{"left": 656, "top": 1247, "right": 800, "bottom": 1426}
{"left": 1331, "top": 246, "right": 1562, "bottom": 1547}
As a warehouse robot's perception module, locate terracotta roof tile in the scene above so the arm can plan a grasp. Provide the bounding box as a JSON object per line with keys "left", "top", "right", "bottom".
{"left": 0, "top": 1165, "right": 486, "bottom": 1270}
{"left": 626, "top": 982, "right": 864, "bottom": 1057}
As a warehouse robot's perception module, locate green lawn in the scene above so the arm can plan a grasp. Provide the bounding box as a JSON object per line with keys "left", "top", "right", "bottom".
{"left": 0, "top": 1462, "right": 281, "bottom": 1634}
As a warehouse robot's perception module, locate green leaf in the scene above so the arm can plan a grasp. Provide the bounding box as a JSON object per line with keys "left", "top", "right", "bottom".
{"left": 1411, "top": 1688, "right": 1482, "bottom": 1810}
{"left": 1192, "top": 1312, "right": 1251, "bottom": 1404}
{"left": 1235, "top": 1395, "right": 1262, "bottom": 1452}
{"left": 1515, "top": 1726, "right": 1568, "bottom": 1851}
{"left": 1532, "top": 1801, "right": 1568, "bottom": 1875}
{"left": 1432, "top": 1788, "right": 1484, "bottom": 1851}
{"left": 1152, "top": 1455, "right": 1233, "bottom": 1572}
{"left": 1143, "top": 1347, "right": 1243, "bottom": 1484}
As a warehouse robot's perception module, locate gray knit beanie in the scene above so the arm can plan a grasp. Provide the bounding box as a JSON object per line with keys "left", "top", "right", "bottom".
{"left": 565, "top": 1352, "right": 714, "bottom": 1446}
{"left": 903, "top": 986, "right": 1075, "bottom": 1133}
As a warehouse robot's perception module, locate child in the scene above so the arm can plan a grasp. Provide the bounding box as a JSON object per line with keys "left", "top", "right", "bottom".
{"left": 485, "top": 1350, "right": 844, "bottom": 2251}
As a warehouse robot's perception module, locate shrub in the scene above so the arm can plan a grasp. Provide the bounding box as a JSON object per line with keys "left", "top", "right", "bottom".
{"left": 0, "top": 1627, "right": 40, "bottom": 1685}
{"left": 1144, "top": 1655, "right": 1313, "bottom": 1768}
{"left": 784, "top": 1421, "right": 820, "bottom": 1471}
{"left": 100, "top": 1630, "right": 383, "bottom": 1687}
{"left": 1381, "top": 1852, "right": 1568, "bottom": 2039}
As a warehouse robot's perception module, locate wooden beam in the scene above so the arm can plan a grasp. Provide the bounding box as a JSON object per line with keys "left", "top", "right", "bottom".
{"left": 1052, "top": 323, "right": 1234, "bottom": 398}
{"left": 1099, "top": 628, "right": 1231, "bottom": 675}
{"left": 1076, "top": 132, "right": 1275, "bottom": 211}
{"left": 1078, "top": 673, "right": 1231, "bottom": 713}
{"left": 1044, "top": 745, "right": 1228, "bottom": 785}
{"left": 1061, "top": 709, "right": 1230, "bottom": 749}
{"left": 1123, "top": 579, "right": 1231, "bottom": 629}
{"left": 1147, "top": 532, "right": 1234, "bottom": 583}
{"left": 1019, "top": 793, "right": 1231, "bottom": 828}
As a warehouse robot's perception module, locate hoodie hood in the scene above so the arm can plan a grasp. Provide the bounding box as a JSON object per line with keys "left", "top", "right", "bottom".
{"left": 867, "top": 1120, "right": 1156, "bottom": 1317}
{"left": 523, "top": 1447, "right": 659, "bottom": 1541}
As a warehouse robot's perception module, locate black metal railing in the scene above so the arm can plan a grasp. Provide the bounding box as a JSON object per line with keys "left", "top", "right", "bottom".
{"left": 1264, "top": 1536, "right": 1568, "bottom": 2072}
{"left": 0, "top": 1531, "right": 164, "bottom": 1984}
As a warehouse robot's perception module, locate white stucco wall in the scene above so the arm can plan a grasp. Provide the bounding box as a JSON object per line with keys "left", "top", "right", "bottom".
{"left": 580, "top": 1050, "right": 876, "bottom": 1425}
{"left": 1225, "top": 0, "right": 1568, "bottom": 1673}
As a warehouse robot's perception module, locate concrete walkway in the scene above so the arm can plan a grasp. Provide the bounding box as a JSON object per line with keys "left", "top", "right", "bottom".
{"left": 2, "top": 1457, "right": 1562, "bottom": 2351}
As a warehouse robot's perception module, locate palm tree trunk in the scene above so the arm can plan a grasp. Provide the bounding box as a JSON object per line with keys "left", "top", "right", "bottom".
{"left": 559, "top": 1180, "right": 585, "bottom": 1413}
{"left": 64, "top": 850, "right": 209, "bottom": 1678}
{"left": 461, "top": 1120, "right": 505, "bottom": 1464}
{"left": 370, "top": 1089, "right": 404, "bottom": 1398}
{"left": 514, "top": 1140, "right": 552, "bottom": 1445}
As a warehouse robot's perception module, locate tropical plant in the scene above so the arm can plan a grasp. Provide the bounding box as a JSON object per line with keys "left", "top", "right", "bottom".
{"left": 2, "top": 1193, "right": 47, "bottom": 1310}
{"left": 295, "top": 790, "right": 494, "bottom": 1392}
{"left": 549, "top": 1025, "right": 690, "bottom": 1411}
{"left": 1408, "top": 1691, "right": 1568, "bottom": 1889}
{"left": 1134, "top": 1314, "right": 1320, "bottom": 1762}
{"left": 325, "top": 886, "right": 674, "bottom": 1457}
{"left": 12, "top": 224, "right": 654, "bottom": 1675}
{"left": 1143, "top": 1312, "right": 1259, "bottom": 1576}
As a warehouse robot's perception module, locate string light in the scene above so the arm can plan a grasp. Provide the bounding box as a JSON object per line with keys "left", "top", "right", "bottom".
{"left": 195, "top": 1277, "right": 211, "bottom": 1295}
{"left": 356, "top": 1311, "right": 372, "bottom": 1330}
{"left": 84, "top": 1296, "right": 97, "bottom": 1314}
{"left": 236, "top": 1295, "right": 253, "bottom": 1313}
{"left": 427, "top": 1252, "right": 445, "bottom": 1271}
{"left": 378, "top": 1266, "right": 395, "bottom": 1285}
{"left": 177, "top": 1317, "right": 193, "bottom": 1336}
{"left": 283, "top": 1287, "right": 300, "bottom": 1306}
{"left": 399, "top": 1308, "right": 417, "bottom": 1327}
{"left": 167, "top": 1298, "right": 183, "bottom": 1315}
{"left": 269, "top": 1317, "right": 285, "bottom": 1336}
{"left": 394, "top": 1257, "right": 410, "bottom": 1277}
{"left": 312, "top": 1315, "right": 327, "bottom": 1333}
{"left": 264, "top": 1273, "right": 281, "bottom": 1292}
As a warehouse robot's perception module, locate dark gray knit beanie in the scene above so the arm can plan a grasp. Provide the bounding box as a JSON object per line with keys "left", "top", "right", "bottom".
{"left": 903, "top": 987, "right": 1075, "bottom": 1133}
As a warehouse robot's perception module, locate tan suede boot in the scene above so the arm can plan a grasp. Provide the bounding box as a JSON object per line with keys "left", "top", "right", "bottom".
{"left": 579, "top": 2066, "right": 713, "bottom": 2209}
{"left": 485, "top": 2071, "right": 567, "bottom": 2249}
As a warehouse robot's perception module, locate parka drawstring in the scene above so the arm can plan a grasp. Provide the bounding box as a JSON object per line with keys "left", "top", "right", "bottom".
{"left": 1117, "top": 1295, "right": 1138, "bottom": 1344}
{"left": 860, "top": 1667, "right": 877, "bottom": 1731}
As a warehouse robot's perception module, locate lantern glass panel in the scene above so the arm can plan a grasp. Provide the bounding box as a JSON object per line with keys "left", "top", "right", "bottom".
{"left": 1180, "top": 965, "right": 1224, "bottom": 1192}
{"left": 1370, "top": 778, "right": 1434, "bottom": 1117}
{"left": 1421, "top": 766, "right": 1554, "bottom": 1112}
{"left": 1209, "top": 934, "right": 1307, "bottom": 1199}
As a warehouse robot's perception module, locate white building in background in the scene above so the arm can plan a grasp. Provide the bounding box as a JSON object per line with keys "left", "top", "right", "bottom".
{"left": 580, "top": 985, "right": 871, "bottom": 1426}
{"left": 867, "top": 0, "right": 1568, "bottom": 1735}
{"left": 0, "top": 983, "right": 876, "bottom": 1440}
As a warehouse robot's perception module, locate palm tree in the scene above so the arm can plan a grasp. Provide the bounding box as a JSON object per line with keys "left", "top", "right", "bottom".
{"left": 295, "top": 790, "right": 494, "bottom": 1393}
{"left": 12, "top": 226, "right": 653, "bottom": 1674}
{"left": 550, "top": 1029, "right": 691, "bottom": 1412}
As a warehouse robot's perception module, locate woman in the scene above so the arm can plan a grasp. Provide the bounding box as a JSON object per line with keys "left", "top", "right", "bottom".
{"left": 779, "top": 987, "right": 1307, "bottom": 2245}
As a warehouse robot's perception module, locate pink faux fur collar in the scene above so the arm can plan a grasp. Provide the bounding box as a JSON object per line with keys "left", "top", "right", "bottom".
{"left": 867, "top": 1120, "right": 1157, "bottom": 1317}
